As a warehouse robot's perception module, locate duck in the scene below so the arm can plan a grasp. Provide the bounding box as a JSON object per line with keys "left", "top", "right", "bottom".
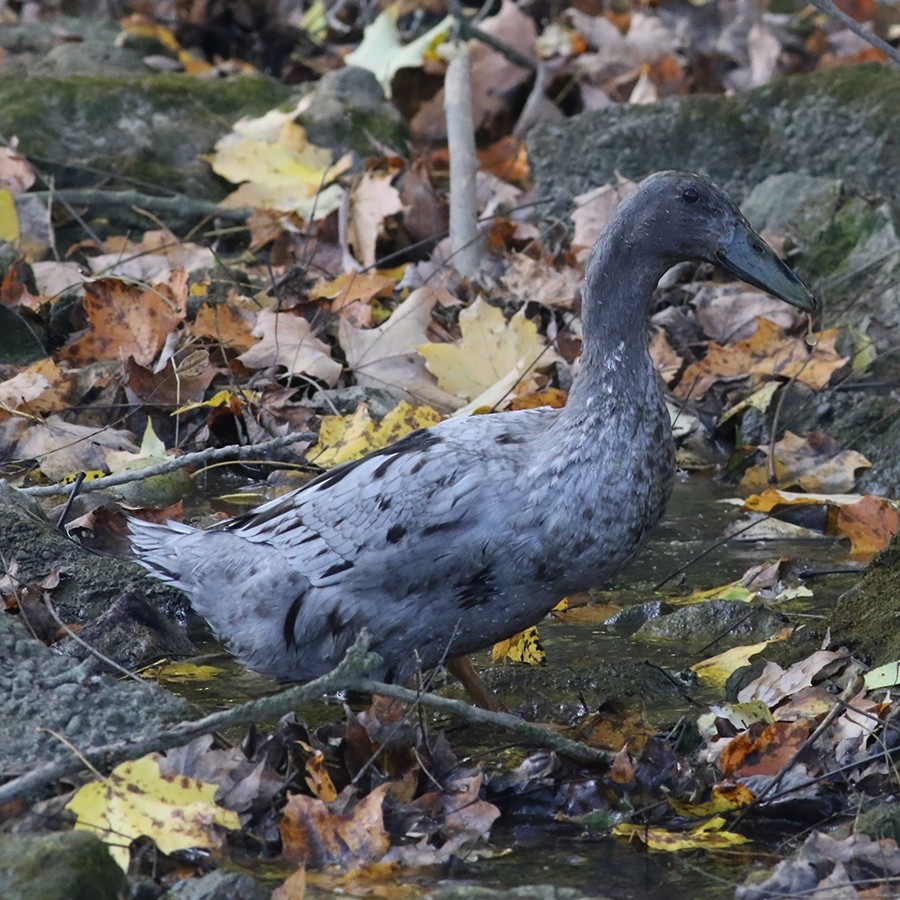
{"left": 130, "top": 172, "right": 817, "bottom": 701}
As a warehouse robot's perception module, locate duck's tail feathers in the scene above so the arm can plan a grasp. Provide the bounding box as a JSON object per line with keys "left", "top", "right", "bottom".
{"left": 128, "top": 517, "right": 201, "bottom": 592}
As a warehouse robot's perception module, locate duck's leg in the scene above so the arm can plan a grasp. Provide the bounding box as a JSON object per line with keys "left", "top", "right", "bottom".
{"left": 446, "top": 656, "right": 508, "bottom": 713}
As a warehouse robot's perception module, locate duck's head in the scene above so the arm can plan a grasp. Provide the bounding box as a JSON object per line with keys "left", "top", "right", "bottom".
{"left": 624, "top": 171, "right": 818, "bottom": 313}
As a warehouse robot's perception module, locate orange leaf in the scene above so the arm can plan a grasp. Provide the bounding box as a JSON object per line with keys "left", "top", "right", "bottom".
{"left": 836, "top": 495, "right": 900, "bottom": 556}
{"left": 719, "top": 719, "right": 810, "bottom": 778}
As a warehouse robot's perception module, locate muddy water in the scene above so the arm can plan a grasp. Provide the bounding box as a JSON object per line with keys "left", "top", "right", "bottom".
{"left": 169, "top": 475, "right": 862, "bottom": 899}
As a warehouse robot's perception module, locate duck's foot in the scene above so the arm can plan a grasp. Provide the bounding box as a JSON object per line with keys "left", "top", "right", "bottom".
{"left": 446, "top": 656, "right": 508, "bottom": 713}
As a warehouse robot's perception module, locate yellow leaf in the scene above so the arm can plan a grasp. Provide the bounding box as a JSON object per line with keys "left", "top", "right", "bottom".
{"left": 173, "top": 388, "right": 261, "bottom": 415}
{"left": 491, "top": 626, "right": 546, "bottom": 666}
{"left": 668, "top": 784, "right": 755, "bottom": 817}
{"left": 105, "top": 419, "right": 169, "bottom": 474}
{"left": 156, "top": 662, "right": 225, "bottom": 682}
{"left": 418, "top": 298, "right": 560, "bottom": 410}
{"left": 66, "top": 755, "right": 240, "bottom": 871}
{"left": 345, "top": 3, "right": 452, "bottom": 96}
{"left": 0, "top": 188, "right": 20, "bottom": 243}
{"left": 690, "top": 633, "right": 789, "bottom": 692}
{"left": 210, "top": 111, "right": 351, "bottom": 218}
{"left": 301, "top": 743, "right": 338, "bottom": 802}
{"left": 614, "top": 817, "right": 751, "bottom": 851}
{"left": 672, "top": 582, "right": 756, "bottom": 605}
{"left": 309, "top": 401, "right": 442, "bottom": 468}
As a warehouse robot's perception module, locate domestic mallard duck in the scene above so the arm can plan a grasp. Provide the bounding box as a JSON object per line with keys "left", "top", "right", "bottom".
{"left": 130, "top": 172, "right": 817, "bottom": 693}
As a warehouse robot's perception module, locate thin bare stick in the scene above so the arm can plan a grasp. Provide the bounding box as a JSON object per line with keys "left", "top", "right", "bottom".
{"left": 444, "top": 40, "right": 481, "bottom": 277}
{"left": 0, "top": 634, "right": 609, "bottom": 805}
{"left": 19, "top": 432, "right": 316, "bottom": 498}
{"left": 807, "top": 0, "right": 900, "bottom": 66}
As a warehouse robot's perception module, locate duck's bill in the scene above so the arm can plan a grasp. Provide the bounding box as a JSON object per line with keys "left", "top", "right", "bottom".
{"left": 715, "top": 222, "right": 818, "bottom": 313}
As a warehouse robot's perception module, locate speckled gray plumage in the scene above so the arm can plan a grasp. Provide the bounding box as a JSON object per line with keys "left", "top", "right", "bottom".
{"left": 130, "top": 172, "right": 816, "bottom": 684}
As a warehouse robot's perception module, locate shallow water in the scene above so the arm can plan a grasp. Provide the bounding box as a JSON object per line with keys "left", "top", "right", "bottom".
{"left": 168, "top": 474, "right": 863, "bottom": 899}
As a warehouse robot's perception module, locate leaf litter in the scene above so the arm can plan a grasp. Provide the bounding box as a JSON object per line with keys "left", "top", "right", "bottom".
{"left": 2, "top": 0, "right": 899, "bottom": 895}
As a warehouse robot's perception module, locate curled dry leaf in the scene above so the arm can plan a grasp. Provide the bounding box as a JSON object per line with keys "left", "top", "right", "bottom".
{"left": 238, "top": 309, "right": 342, "bottom": 385}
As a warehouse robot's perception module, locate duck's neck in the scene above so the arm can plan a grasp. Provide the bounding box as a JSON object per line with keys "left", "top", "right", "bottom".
{"left": 567, "top": 218, "right": 671, "bottom": 410}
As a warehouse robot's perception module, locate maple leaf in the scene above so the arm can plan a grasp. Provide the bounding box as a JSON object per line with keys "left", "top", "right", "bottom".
{"left": 59, "top": 275, "right": 187, "bottom": 368}
{"left": 338, "top": 286, "right": 461, "bottom": 410}
{"left": 210, "top": 106, "right": 351, "bottom": 218}
{"left": 309, "top": 401, "right": 442, "bottom": 468}
{"left": 675, "top": 319, "right": 847, "bottom": 399}
{"left": 238, "top": 309, "right": 342, "bottom": 385}
{"left": 836, "top": 495, "right": 900, "bottom": 556}
{"left": 418, "top": 297, "right": 561, "bottom": 412}
{"left": 66, "top": 755, "right": 240, "bottom": 871}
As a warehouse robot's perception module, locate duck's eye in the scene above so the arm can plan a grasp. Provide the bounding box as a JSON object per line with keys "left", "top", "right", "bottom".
{"left": 682, "top": 188, "right": 701, "bottom": 204}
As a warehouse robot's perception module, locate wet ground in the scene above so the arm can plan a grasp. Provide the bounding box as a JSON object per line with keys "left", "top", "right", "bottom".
{"left": 162, "top": 474, "right": 862, "bottom": 898}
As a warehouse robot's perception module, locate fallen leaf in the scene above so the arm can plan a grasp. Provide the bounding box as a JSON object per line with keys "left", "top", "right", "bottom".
{"left": 835, "top": 495, "right": 900, "bottom": 556}
{"left": 0, "top": 146, "right": 36, "bottom": 195}
{"left": 0, "top": 358, "right": 70, "bottom": 421}
{"left": 740, "top": 431, "right": 871, "bottom": 493}
{"left": 15, "top": 415, "right": 139, "bottom": 480}
{"left": 210, "top": 108, "right": 351, "bottom": 218}
{"left": 668, "top": 783, "right": 755, "bottom": 817}
{"left": 499, "top": 254, "right": 583, "bottom": 310}
{"left": 238, "top": 309, "right": 342, "bottom": 385}
{"left": 105, "top": 419, "right": 168, "bottom": 474}
{"left": 347, "top": 172, "right": 405, "bottom": 269}
{"left": 718, "top": 719, "right": 811, "bottom": 778}
{"left": 675, "top": 319, "right": 846, "bottom": 399}
{"left": 737, "top": 650, "right": 851, "bottom": 707}
{"left": 279, "top": 785, "right": 391, "bottom": 868}
{"left": 339, "top": 286, "right": 461, "bottom": 410}
{"left": 571, "top": 179, "right": 638, "bottom": 254}
{"left": 691, "top": 633, "right": 789, "bottom": 692}
{"left": 60, "top": 276, "right": 187, "bottom": 368}
{"left": 614, "top": 816, "right": 751, "bottom": 851}
{"left": 189, "top": 301, "right": 258, "bottom": 352}
{"left": 491, "top": 625, "right": 546, "bottom": 665}
{"left": 346, "top": 3, "right": 452, "bottom": 97}
{"left": 311, "top": 270, "right": 397, "bottom": 307}
{"left": 418, "top": 297, "right": 561, "bottom": 410}
{"left": 308, "top": 401, "right": 442, "bottom": 468}
{"left": 66, "top": 755, "right": 239, "bottom": 871}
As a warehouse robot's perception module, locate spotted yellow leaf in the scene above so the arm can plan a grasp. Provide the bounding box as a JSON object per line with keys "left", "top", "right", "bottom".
{"left": 66, "top": 755, "right": 240, "bottom": 871}
{"left": 491, "top": 626, "right": 547, "bottom": 666}
{"left": 309, "top": 400, "right": 442, "bottom": 468}
{"left": 690, "top": 631, "right": 789, "bottom": 692}
{"left": 614, "top": 816, "right": 751, "bottom": 851}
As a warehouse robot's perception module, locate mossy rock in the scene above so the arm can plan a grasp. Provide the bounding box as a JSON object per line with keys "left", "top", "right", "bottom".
{"left": 829, "top": 529, "right": 900, "bottom": 667}
{"left": 0, "top": 831, "right": 123, "bottom": 900}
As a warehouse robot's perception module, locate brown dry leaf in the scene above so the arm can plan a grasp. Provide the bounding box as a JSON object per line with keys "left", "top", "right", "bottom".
{"left": 571, "top": 179, "right": 638, "bottom": 254}
{"left": 718, "top": 719, "right": 811, "bottom": 778}
{"left": 741, "top": 488, "right": 866, "bottom": 513}
{"left": 740, "top": 431, "right": 871, "bottom": 494}
{"left": 347, "top": 172, "right": 405, "bottom": 269}
{"left": 238, "top": 309, "right": 342, "bottom": 385}
{"left": 339, "top": 286, "right": 461, "bottom": 410}
{"left": 737, "top": 650, "right": 851, "bottom": 707}
{"left": 124, "top": 357, "right": 217, "bottom": 408}
{"left": 89, "top": 230, "right": 215, "bottom": 281}
{"left": 576, "top": 702, "right": 656, "bottom": 753}
{"left": 311, "top": 270, "right": 396, "bottom": 307}
{"left": 675, "top": 319, "right": 846, "bottom": 399}
{"left": 0, "top": 359, "right": 70, "bottom": 421}
{"left": 272, "top": 868, "right": 306, "bottom": 900}
{"left": 410, "top": 0, "right": 536, "bottom": 141}
{"left": 59, "top": 276, "right": 187, "bottom": 368}
{"left": 279, "top": 784, "right": 391, "bottom": 868}
{"left": 500, "top": 254, "right": 582, "bottom": 310}
{"left": 649, "top": 329, "right": 682, "bottom": 385}
{"left": 508, "top": 387, "right": 568, "bottom": 410}
{"left": 418, "top": 297, "right": 561, "bottom": 411}
{"left": 0, "top": 146, "right": 36, "bottom": 194}
{"left": 693, "top": 285, "right": 805, "bottom": 343}
{"left": 308, "top": 401, "right": 442, "bottom": 468}
{"left": 14, "top": 415, "right": 139, "bottom": 480}
{"left": 189, "top": 301, "right": 258, "bottom": 352}
{"left": 836, "top": 495, "right": 900, "bottom": 556}
{"left": 477, "top": 137, "right": 530, "bottom": 184}
{"left": 551, "top": 603, "right": 620, "bottom": 625}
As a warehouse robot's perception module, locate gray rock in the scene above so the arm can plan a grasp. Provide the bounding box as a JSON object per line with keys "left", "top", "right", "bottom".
{"left": 161, "top": 870, "right": 270, "bottom": 900}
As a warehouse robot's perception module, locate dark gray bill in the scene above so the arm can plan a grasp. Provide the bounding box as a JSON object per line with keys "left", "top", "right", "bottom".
{"left": 715, "top": 222, "right": 818, "bottom": 313}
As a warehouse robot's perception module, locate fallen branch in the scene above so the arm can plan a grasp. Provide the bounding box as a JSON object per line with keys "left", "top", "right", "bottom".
{"left": 19, "top": 432, "right": 316, "bottom": 498}
{"left": 0, "top": 634, "right": 610, "bottom": 804}
{"left": 29, "top": 189, "right": 251, "bottom": 222}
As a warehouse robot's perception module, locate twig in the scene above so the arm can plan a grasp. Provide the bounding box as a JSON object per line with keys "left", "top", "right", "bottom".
{"left": 444, "top": 40, "right": 481, "bottom": 277}
{"left": 0, "top": 633, "right": 610, "bottom": 804}
{"left": 27, "top": 189, "right": 251, "bottom": 221}
{"left": 18, "top": 432, "right": 316, "bottom": 498}
{"left": 807, "top": 0, "right": 900, "bottom": 67}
